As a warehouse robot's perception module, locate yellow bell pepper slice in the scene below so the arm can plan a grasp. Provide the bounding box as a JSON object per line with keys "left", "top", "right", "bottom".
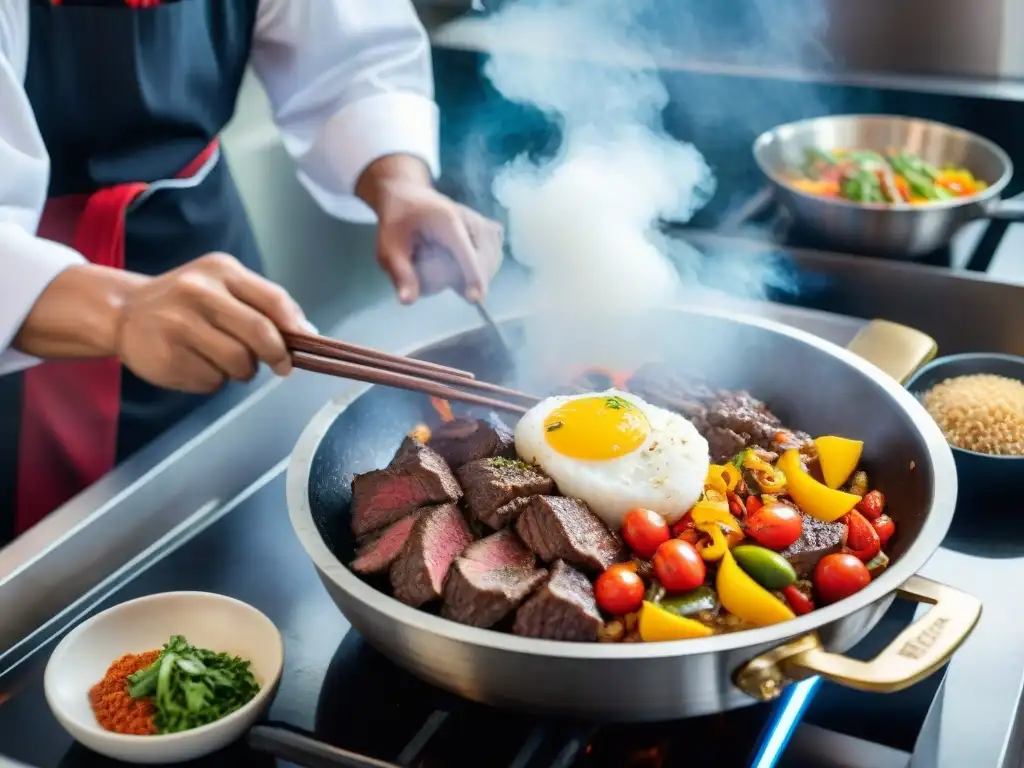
{"left": 716, "top": 550, "right": 795, "bottom": 627}
{"left": 813, "top": 436, "right": 864, "bottom": 489}
{"left": 777, "top": 450, "right": 861, "bottom": 523}
{"left": 691, "top": 501, "right": 740, "bottom": 531}
{"left": 695, "top": 522, "right": 730, "bottom": 561}
{"left": 639, "top": 600, "right": 714, "bottom": 641}
{"left": 707, "top": 464, "right": 741, "bottom": 495}
{"left": 706, "top": 465, "right": 727, "bottom": 496}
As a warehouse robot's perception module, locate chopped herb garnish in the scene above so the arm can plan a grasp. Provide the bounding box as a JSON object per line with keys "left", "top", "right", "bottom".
{"left": 604, "top": 396, "right": 631, "bottom": 410}
{"left": 487, "top": 457, "right": 533, "bottom": 472}
{"left": 126, "top": 635, "right": 259, "bottom": 735}
{"left": 546, "top": 421, "right": 563, "bottom": 432}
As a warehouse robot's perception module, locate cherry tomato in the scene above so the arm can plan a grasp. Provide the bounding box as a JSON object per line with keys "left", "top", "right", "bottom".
{"left": 843, "top": 509, "right": 881, "bottom": 562}
{"left": 671, "top": 510, "right": 695, "bottom": 538}
{"left": 782, "top": 584, "right": 815, "bottom": 616}
{"left": 621, "top": 508, "right": 670, "bottom": 559}
{"left": 872, "top": 514, "right": 896, "bottom": 547}
{"left": 594, "top": 565, "right": 645, "bottom": 615}
{"left": 856, "top": 490, "right": 885, "bottom": 520}
{"left": 745, "top": 501, "right": 802, "bottom": 550}
{"left": 746, "top": 495, "right": 764, "bottom": 516}
{"left": 653, "top": 539, "right": 706, "bottom": 593}
{"left": 813, "top": 553, "right": 871, "bottom": 604}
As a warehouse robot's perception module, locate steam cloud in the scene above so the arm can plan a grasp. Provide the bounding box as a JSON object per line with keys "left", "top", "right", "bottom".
{"left": 485, "top": 0, "right": 714, "bottom": 317}
{"left": 468, "top": 0, "right": 825, "bottom": 378}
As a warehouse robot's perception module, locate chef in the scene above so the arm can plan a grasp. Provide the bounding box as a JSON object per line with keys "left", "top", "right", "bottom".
{"left": 0, "top": 0, "right": 503, "bottom": 544}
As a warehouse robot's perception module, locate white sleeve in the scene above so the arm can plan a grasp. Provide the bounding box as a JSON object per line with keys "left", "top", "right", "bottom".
{"left": 250, "top": 0, "right": 440, "bottom": 223}
{"left": 0, "top": 0, "right": 86, "bottom": 376}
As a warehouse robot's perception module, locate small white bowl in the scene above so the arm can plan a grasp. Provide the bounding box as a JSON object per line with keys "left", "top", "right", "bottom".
{"left": 44, "top": 591, "right": 284, "bottom": 764}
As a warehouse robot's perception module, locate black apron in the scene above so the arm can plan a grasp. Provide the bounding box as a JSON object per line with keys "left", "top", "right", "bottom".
{"left": 0, "top": 0, "right": 262, "bottom": 543}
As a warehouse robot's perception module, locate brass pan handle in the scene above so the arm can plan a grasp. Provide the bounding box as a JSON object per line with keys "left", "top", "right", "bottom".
{"left": 734, "top": 318, "right": 976, "bottom": 701}
{"left": 734, "top": 576, "right": 982, "bottom": 701}
{"left": 845, "top": 319, "right": 938, "bottom": 384}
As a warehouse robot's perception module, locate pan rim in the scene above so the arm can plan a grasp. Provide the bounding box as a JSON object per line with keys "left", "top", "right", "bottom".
{"left": 287, "top": 304, "right": 958, "bottom": 660}
{"left": 752, "top": 113, "right": 1014, "bottom": 213}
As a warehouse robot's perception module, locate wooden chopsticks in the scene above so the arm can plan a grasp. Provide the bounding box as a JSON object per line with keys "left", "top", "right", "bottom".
{"left": 283, "top": 332, "right": 538, "bottom": 415}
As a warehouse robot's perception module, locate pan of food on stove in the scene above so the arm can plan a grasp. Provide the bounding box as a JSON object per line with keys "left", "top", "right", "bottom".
{"left": 753, "top": 114, "right": 1024, "bottom": 258}
{"left": 286, "top": 307, "right": 979, "bottom": 722}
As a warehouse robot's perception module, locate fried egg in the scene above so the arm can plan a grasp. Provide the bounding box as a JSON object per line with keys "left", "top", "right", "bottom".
{"left": 514, "top": 389, "right": 709, "bottom": 530}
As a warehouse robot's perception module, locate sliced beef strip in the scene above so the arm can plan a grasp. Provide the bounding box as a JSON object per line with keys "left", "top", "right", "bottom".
{"left": 442, "top": 530, "right": 548, "bottom": 628}
{"left": 351, "top": 510, "right": 422, "bottom": 575}
{"left": 390, "top": 503, "right": 474, "bottom": 607}
{"left": 513, "top": 559, "right": 602, "bottom": 642}
{"left": 456, "top": 458, "right": 555, "bottom": 530}
{"left": 350, "top": 440, "right": 462, "bottom": 538}
{"left": 427, "top": 414, "right": 516, "bottom": 469}
{"left": 514, "top": 495, "right": 625, "bottom": 572}
{"left": 627, "top": 364, "right": 817, "bottom": 463}
{"left": 780, "top": 514, "right": 848, "bottom": 577}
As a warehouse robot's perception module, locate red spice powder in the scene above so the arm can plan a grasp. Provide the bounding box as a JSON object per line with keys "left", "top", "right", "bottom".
{"left": 88, "top": 650, "right": 160, "bottom": 735}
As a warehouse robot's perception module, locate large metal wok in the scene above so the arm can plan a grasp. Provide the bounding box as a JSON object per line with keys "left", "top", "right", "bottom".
{"left": 287, "top": 307, "right": 980, "bottom": 721}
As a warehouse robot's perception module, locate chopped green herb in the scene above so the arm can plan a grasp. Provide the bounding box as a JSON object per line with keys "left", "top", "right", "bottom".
{"left": 487, "top": 457, "right": 533, "bottom": 472}
{"left": 546, "top": 421, "right": 563, "bottom": 432}
{"left": 604, "top": 396, "right": 632, "bottom": 410}
{"left": 126, "top": 635, "right": 259, "bottom": 735}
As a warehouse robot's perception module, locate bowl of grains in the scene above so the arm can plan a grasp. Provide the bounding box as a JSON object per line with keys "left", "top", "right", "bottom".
{"left": 906, "top": 353, "right": 1024, "bottom": 506}
{"left": 43, "top": 591, "right": 283, "bottom": 764}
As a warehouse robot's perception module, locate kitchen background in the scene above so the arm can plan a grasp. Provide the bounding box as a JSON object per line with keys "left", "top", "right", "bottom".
{"left": 220, "top": 0, "right": 1024, "bottom": 335}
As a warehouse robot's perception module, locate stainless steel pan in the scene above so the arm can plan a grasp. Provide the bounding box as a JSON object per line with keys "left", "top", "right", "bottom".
{"left": 287, "top": 308, "right": 980, "bottom": 721}
{"left": 753, "top": 114, "right": 1024, "bottom": 258}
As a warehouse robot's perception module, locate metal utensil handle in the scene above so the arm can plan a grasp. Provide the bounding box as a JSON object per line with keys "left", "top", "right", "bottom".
{"left": 985, "top": 197, "right": 1024, "bottom": 222}
{"left": 846, "top": 319, "right": 938, "bottom": 384}
{"left": 247, "top": 723, "right": 401, "bottom": 768}
{"left": 734, "top": 576, "right": 982, "bottom": 700}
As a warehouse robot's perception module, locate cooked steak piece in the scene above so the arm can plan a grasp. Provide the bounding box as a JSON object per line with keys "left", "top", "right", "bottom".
{"left": 780, "top": 514, "right": 848, "bottom": 576}
{"left": 388, "top": 436, "right": 425, "bottom": 469}
{"left": 427, "top": 414, "right": 516, "bottom": 469}
{"left": 350, "top": 440, "right": 462, "bottom": 537}
{"left": 390, "top": 503, "right": 473, "bottom": 607}
{"left": 626, "top": 364, "right": 716, "bottom": 421}
{"left": 513, "top": 559, "right": 602, "bottom": 642}
{"left": 456, "top": 458, "right": 555, "bottom": 530}
{"left": 350, "top": 510, "right": 422, "bottom": 575}
{"left": 627, "top": 364, "right": 814, "bottom": 464}
{"left": 442, "top": 530, "right": 548, "bottom": 628}
{"left": 514, "top": 496, "right": 624, "bottom": 572}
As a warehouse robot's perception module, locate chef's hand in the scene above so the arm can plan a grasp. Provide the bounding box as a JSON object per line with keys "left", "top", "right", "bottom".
{"left": 356, "top": 155, "right": 504, "bottom": 305}
{"left": 114, "top": 253, "right": 311, "bottom": 393}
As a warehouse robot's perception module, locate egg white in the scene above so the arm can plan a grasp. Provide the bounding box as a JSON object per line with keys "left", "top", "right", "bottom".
{"left": 514, "top": 389, "right": 709, "bottom": 530}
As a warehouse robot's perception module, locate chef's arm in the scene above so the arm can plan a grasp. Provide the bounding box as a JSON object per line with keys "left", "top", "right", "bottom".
{"left": 0, "top": 3, "right": 131, "bottom": 372}
{"left": 250, "top": 0, "right": 440, "bottom": 222}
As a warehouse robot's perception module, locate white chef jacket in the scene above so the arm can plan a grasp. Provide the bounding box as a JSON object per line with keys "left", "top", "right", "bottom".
{"left": 0, "top": 0, "right": 440, "bottom": 376}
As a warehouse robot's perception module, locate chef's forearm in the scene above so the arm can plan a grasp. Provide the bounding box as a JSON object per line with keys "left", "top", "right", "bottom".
{"left": 355, "top": 153, "right": 434, "bottom": 214}
{"left": 13, "top": 264, "right": 144, "bottom": 359}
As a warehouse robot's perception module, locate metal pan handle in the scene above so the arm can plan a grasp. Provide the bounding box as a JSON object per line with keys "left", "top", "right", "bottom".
{"left": 984, "top": 196, "right": 1024, "bottom": 223}
{"left": 734, "top": 575, "right": 982, "bottom": 700}
{"left": 247, "top": 722, "right": 400, "bottom": 768}
{"left": 734, "top": 317, "right": 979, "bottom": 701}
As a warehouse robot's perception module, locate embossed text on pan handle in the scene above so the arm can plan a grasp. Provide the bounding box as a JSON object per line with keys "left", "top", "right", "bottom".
{"left": 847, "top": 320, "right": 938, "bottom": 384}
{"left": 783, "top": 575, "right": 981, "bottom": 692}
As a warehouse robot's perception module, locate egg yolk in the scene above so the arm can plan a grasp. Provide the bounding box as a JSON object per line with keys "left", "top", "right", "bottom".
{"left": 543, "top": 395, "right": 650, "bottom": 460}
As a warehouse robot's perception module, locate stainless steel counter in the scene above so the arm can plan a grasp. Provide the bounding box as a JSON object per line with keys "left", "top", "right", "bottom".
{"left": 3, "top": 241, "right": 1024, "bottom": 766}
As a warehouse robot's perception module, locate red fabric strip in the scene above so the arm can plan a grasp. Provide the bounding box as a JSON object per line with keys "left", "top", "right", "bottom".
{"left": 14, "top": 140, "right": 219, "bottom": 535}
